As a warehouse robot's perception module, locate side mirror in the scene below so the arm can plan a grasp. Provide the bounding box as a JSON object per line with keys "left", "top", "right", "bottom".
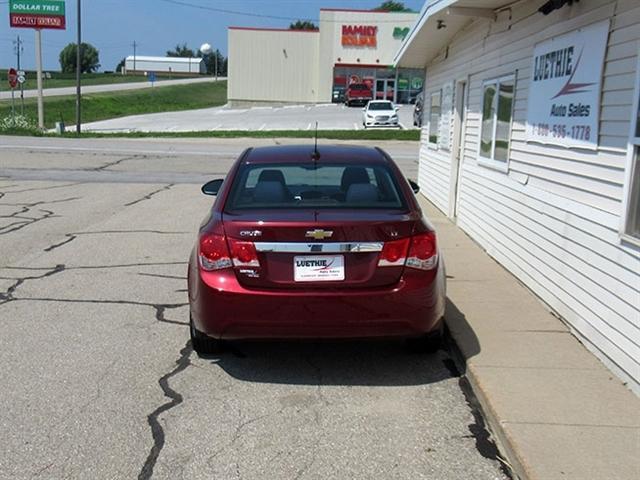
{"left": 408, "top": 179, "right": 420, "bottom": 194}
{"left": 201, "top": 179, "right": 224, "bottom": 196}
{"left": 395, "top": 106, "right": 400, "bottom": 112}
{"left": 362, "top": 107, "right": 366, "bottom": 112}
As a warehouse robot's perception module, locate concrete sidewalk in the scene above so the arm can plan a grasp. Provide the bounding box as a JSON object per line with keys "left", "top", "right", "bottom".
{"left": 420, "top": 197, "right": 640, "bottom": 480}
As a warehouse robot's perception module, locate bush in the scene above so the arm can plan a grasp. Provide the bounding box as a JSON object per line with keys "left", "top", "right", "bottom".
{"left": 0, "top": 114, "right": 42, "bottom": 135}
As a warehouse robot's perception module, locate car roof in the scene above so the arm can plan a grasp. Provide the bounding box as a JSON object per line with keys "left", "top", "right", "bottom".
{"left": 242, "top": 145, "right": 391, "bottom": 165}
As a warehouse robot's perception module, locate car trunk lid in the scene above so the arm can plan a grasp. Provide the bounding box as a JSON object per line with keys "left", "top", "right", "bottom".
{"left": 222, "top": 210, "right": 415, "bottom": 289}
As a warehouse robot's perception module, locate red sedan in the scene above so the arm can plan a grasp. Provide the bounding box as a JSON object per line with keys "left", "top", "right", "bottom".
{"left": 187, "top": 145, "right": 446, "bottom": 354}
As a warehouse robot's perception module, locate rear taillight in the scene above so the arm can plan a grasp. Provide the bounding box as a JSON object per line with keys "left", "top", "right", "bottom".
{"left": 199, "top": 234, "right": 261, "bottom": 270}
{"left": 228, "top": 239, "right": 260, "bottom": 267}
{"left": 378, "top": 238, "right": 410, "bottom": 267}
{"left": 406, "top": 232, "right": 438, "bottom": 270}
{"left": 378, "top": 232, "right": 438, "bottom": 271}
{"left": 199, "top": 233, "right": 233, "bottom": 271}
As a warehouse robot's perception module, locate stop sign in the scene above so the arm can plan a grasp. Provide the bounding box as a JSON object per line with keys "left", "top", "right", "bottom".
{"left": 8, "top": 68, "right": 18, "bottom": 89}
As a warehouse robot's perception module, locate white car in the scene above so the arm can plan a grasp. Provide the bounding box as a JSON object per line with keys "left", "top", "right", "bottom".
{"left": 362, "top": 100, "right": 400, "bottom": 128}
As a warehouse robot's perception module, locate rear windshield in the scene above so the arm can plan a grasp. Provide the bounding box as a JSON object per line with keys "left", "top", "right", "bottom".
{"left": 225, "top": 163, "right": 406, "bottom": 211}
{"left": 350, "top": 84, "right": 368, "bottom": 91}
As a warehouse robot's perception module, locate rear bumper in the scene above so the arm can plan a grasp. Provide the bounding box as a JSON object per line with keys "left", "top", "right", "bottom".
{"left": 189, "top": 258, "right": 446, "bottom": 340}
{"left": 347, "top": 97, "right": 371, "bottom": 104}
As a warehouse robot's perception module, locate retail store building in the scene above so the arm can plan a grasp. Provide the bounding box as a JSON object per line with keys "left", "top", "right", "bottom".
{"left": 396, "top": 0, "right": 640, "bottom": 393}
{"left": 228, "top": 8, "right": 424, "bottom": 105}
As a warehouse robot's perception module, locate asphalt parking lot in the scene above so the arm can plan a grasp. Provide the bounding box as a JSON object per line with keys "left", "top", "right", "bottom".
{"left": 0, "top": 136, "right": 507, "bottom": 480}
{"left": 81, "top": 103, "right": 417, "bottom": 133}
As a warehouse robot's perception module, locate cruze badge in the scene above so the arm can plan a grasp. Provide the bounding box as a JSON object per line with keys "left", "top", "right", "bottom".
{"left": 240, "top": 230, "right": 262, "bottom": 237}
{"left": 305, "top": 229, "right": 334, "bottom": 240}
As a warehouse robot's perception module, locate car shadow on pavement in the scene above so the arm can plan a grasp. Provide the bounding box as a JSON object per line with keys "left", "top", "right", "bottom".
{"left": 200, "top": 338, "right": 454, "bottom": 387}
{"left": 443, "top": 298, "right": 481, "bottom": 376}
{"left": 197, "top": 297, "right": 480, "bottom": 387}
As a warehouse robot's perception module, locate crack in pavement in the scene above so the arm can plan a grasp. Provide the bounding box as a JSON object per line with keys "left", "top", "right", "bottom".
{"left": 0, "top": 196, "right": 79, "bottom": 236}
{"left": 0, "top": 208, "right": 57, "bottom": 235}
{"left": 0, "top": 264, "right": 66, "bottom": 306}
{"left": 0, "top": 182, "right": 83, "bottom": 194}
{"left": 138, "top": 272, "right": 186, "bottom": 280}
{"left": 138, "top": 342, "right": 193, "bottom": 480}
{"left": 90, "top": 155, "right": 141, "bottom": 172}
{"left": 44, "top": 235, "right": 77, "bottom": 252}
{"left": 2, "top": 296, "right": 188, "bottom": 326}
{"left": 2, "top": 261, "right": 186, "bottom": 272}
{"left": 453, "top": 366, "right": 514, "bottom": 479}
{"left": 43, "top": 229, "right": 189, "bottom": 252}
{"left": 124, "top": 184, "right": 174, "bottom": 207}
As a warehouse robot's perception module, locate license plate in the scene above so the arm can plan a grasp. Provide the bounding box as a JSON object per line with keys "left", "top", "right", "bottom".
{"left": 294, "top": 255, "right": 344, "bottom": 282}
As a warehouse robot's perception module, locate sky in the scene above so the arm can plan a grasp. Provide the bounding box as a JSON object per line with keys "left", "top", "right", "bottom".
{"left": 0, "top": 0, "right": 426, "bottom": 72}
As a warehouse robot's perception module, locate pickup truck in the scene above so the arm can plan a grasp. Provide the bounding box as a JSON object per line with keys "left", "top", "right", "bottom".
{"left": 345, "top": 83, "right": 373, "bottom": 107}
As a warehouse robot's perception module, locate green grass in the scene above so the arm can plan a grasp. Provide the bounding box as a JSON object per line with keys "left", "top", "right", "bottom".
{"left": 0, "top": 81, "right": 228, "bottom": 129}
{"left": 0, "top": 71, "right": 201, "bottom": 91}
{"left": 61, "top": 129, "right": 420, "bottom": 141}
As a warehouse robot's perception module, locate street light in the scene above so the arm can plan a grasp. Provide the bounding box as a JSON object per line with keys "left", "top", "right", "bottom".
{"left": 199, "top": 43, "right": 217, "bottom": 81}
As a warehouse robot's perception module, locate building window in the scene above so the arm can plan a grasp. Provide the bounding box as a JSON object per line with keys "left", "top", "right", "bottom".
{"left": 622, "top": 73, "right": 640, "bottom": 244}
{"left": 429, "top": 91, "right": 441, "bottom": 147}
{"left": 478, "top": 74, "right": 515, "bottom": 171}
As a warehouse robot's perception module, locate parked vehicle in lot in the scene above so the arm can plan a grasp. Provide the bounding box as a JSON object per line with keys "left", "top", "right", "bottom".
{"left": 362, "top": 100, "right": 400, "bottom": 128}
{"left": 413, "top": 92, "right": 424, "bottom": 127}
{"left": 345, "top": 83, "right": 373, "bottom": 106}
{"left": 188, "top": 145, "right": 446, "bottom": 354}
{"left": 332, "top": 86, "right": 346, "bottom": 103}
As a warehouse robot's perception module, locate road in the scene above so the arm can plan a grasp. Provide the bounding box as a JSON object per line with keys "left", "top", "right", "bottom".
{"left": 81, "top": 103, "right": 417, "bottom": 133}
{"left": 0, "top": 136, "right": 507, "bottom": 480}
{"left": 0, "top": 76, "right": 225, "bottom": 101}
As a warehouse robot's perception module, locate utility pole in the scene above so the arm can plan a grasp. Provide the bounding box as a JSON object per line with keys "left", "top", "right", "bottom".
{"left": 35, "top": 29, "right": 44, "bottom": 129}
{"left": 215, "top": 49, "right": 218, "bottom": 81}
{"left": 132, "top": 40, "right": 137, "bottom": 73}
{"left": 75, "top": 0, "right": 82, "bottom": 135}
{"left": 13, "top": 35, "right": 24, "bottom": 113}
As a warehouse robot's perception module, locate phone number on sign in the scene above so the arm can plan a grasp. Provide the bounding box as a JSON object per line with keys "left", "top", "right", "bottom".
{"left": 532, "top": 123, "right": 591, "bottom": 141}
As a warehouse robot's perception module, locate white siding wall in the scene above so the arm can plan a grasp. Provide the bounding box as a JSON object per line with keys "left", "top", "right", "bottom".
{"left": 124, "top": 58, "right": 204, "bottom": 74}
{"left": 419, "top": 0, "right": 640, "bottom": 392}
{"left": 228, "top": 29, "right": 320, "bottom": 104}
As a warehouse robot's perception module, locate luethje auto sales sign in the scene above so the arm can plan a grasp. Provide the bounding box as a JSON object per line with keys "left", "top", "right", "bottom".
{"left": 10, "top": 0, "right": 66, "bottom": 30}
{"left": 525, "top": 20, "right": 609, "bottom": 149}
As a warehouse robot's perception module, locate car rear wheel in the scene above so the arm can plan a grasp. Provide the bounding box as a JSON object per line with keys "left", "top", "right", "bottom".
{"left": 190, "top": 314, "right": 223, "bottom": 355}
{"left": 406, "top": 321, "right": 444, "bottom": 353}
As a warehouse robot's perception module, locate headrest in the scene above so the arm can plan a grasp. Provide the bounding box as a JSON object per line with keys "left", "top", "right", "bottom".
{"left": 345, "top": 183, "right": 379, "bottom": 204}
{"left": 253, "top": 181, "right": 287, "bottom": 204}
{"left": 341, "top": 167, "right": 370, "bottom": 191}
{"left": 258, "top": 169, "right": 286, "bottom": 185}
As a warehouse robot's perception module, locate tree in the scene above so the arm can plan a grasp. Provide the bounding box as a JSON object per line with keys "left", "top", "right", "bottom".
{"left": 166, "top": 43, "right": 196, "bottom": 58}
{"left": 59, "top": 42, "right": 100, "bottom": 73}
{"left": 115, "top": 57, "right": 125, "bottom": 73}
{"left": 198, "top": 49, "right": 228, "bottom": 76}
{"left": 374, "top": 1, "right": 411, "bottom": 12}
{"left": 289, "top": 20, "right": 318, "bottom": 30}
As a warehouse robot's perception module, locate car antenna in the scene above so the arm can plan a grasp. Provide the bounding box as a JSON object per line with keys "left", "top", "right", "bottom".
{"left": 311, "top": 121, "right": 320, "bottom": 161}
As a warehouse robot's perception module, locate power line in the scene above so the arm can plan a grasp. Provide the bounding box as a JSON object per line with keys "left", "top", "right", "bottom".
{"left": 158, "top": 0, "right": 417, "bottom": 24}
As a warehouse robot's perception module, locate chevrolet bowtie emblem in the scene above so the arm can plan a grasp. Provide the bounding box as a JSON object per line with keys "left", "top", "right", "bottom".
{"left": 305, "top": 229, "right": 334, "bottom": 240}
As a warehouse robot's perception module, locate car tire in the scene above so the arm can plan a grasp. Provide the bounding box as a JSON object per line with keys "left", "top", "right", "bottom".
{"left": 190, "top": 314, "right": 223, "bottom": 355}
{"left": 406, "top": 321, "right": 444, "bottom": 353}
